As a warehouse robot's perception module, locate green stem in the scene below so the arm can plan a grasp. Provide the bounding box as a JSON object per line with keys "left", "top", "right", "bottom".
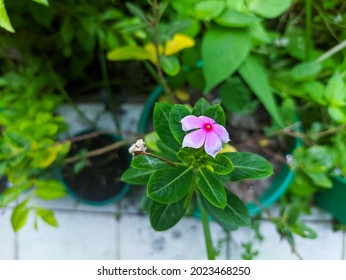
{"left": 197, "top": 194, "right": 215, "bottom": 260}
{"left": 98, "top": 43, "right": 121, "bottom": 133}
{"left": 305, "top": 0, "right": 312, "bottom": 61}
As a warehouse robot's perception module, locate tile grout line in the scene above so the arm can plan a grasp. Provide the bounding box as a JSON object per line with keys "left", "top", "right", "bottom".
{"left": 14, "top": 233, "right": 19, "bottom": 260}
{"left": 342, "top": 231, "right": 345, "bottom": 260}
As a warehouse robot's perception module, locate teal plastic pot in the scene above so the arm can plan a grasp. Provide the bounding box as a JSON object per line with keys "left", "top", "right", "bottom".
{"left": 315, "top": 176, "right": 346, "bottom": 224}
{"left": 138, "top": 86, "right": 301, "bottom": 217}
{"left": 60, "top": 129, "right": 130, "bottom": 206}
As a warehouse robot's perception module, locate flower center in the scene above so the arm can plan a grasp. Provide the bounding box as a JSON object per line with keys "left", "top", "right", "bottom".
{"left": 203, "top": 123, "right": 213, "bottom": 132}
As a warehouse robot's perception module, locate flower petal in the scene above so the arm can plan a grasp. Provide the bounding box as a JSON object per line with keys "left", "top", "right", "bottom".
{"left": 204, "top": 131, "right": 222, "bottom": 158}
{"left": 213, "top": 124, "right": 230, "bottom": 143}
{"left": 182, "top": 129, "right": 206, "bottom": 149}
{"left": 199, "top": 116, "right": 215, "bottom": 124}
{"left": 181, "top": 115, "right": 204, "bottom": 131}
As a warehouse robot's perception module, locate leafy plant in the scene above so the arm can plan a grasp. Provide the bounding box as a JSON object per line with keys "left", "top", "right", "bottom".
{"left": 122, "top": 98, "right": 273, "bottom": 259}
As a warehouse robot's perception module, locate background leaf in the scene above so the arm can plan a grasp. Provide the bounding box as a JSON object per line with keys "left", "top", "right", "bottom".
{"left": 203, "top": 104, "right": 226, "bottom": 126}
{"left": 0, "top": 0, "right": 15, "bottom": 33}
{"left": 247, "top": 0, "right": 292, "bottom": 19}
{"left": 169, "top": 104, "right": 190, "bottom": 144}
{"left": 121, "top": 167, "right": 154, "bottom": 185}
{"left": 239, "top": 55, "right": 285, "bottom": 127}
{"left": 202, "top": 27, "right": 251, "bottom": 92}
{"left": 35, "top": 180, "right": 67, "bottom": 200}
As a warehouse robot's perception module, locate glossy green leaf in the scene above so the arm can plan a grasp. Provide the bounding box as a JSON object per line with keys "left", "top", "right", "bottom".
{"left": 202, "top": 27, "right": 251, "bottom": 93}
{"left": 324, "top": 72, "right": 346, "bottom": 107}
{"left": 291, "top": 222, "right": 317, "bottom": 239}
{"left": 161, "top": 56, "right": 180, "bottom": 76}
{"left": 0, "top": 0, "right": 15, "bottom": 33}
{"left": 202, "top": 190, "right": 251, "bottom": 230}
{"left": 291, "top": 61, "right": 322, "bottom": 82}
{"left": 203, "top": 104, "right": 226, "bottom": 126}
{"left": 11, "top": 200, "right": 30, "bottom": 232}
{"left": 36, "top": 208, "right": 58, "bottom": 227}
{"left": 247, "top": 0, "right": 292, "bottom": 19}
{"left": 215, "top": 7, "right": 261, "bottom": 27}
{"left": 150, "top": 199, "right": 186, "bottom": 231}
{"left": 224, "top": 152, "right": 273, "bottom": 181}
{"left": 239, "top": 55, "right": 284, "bottom": 127}
{"left": 197, "top": 168, "right": 227, "bottom": 208}
{"left": 213, "top": 154, "right": 233, "bottom": 175}
{"left": 148, "top": 167, "right": 193, "bottom": 204}
{"left": 153, "top": 102, "right": 180, "bottom": 151}
{"left": 194, "top": 0, "right": 225, "bottom": 21}
{"left": 177, "top": 149, "right": 194, "bottom": 164}
{"left": 169, "top": 104, "right": 190, "bottom": 144}
{"left": 107, "top": 46, "right": 149, "bottom": 61}
{"left": 192, "top": 98, "right": 211, "bottom": 116}
{"left": 121, "top": 167, "right": 154, "bottom": 185}
{"left": 131, "top": 154, "right": 170, "bottom": 170}
{"left": 35, "top": 180, "right": 67, "bottom": 200}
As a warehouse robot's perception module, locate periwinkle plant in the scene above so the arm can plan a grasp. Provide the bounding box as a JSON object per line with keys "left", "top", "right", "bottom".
{"left": 121, "top": 98, "right": 273, "bottom": 259}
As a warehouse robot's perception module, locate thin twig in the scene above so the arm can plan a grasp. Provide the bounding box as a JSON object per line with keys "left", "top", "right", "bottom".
{"left": 316, "top": 39, "right": 346, "bottom": 63}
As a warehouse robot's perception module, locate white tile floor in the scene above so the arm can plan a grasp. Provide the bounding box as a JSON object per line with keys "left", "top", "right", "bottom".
{"left": 1, "top": 102, "right": 345, "bottom": 260}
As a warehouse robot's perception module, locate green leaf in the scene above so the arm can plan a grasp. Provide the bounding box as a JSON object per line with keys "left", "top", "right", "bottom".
{"left": 202, "top": 190, "right": 251, "bottom": 230}
{"left": 150, "top": 199, "right": 186, "bottom": 231}
{"left": 121, "top": 167, "right": 154, "bottom": 185}
{"left": 328, "top": 107, "right": 346, "bottom": 124}
{"left": 35, "top": 180, "right": 67, "bottom": 200}
{"left": 302, "top": 81, "right": 326, "bottom": 105}
{"left": 219, "top": 77, "right": 258, "bottom": 114}
{"left": 239, "top": 55, "right": 284, "bottom": 127}
{"left": 291, "top": 222, "right": 317, "bottom": 239}
{"left": 324, "top": 72, "right": 346, "bottom": 107}
{"left": 203, "top": 104, "right": 226, "bottom": 126}
{"left": 0, "top": 0, "right": 15, "bottom": 33}
{"left": 192, "top": 98, "right": 211, "bottom": 115}
{"left": 161, "top": 56, "right": 180, "bottom": 76}
{"left": 107, "top": 46, "right": 149, "bottom": 61}
{"left": 194, "top": 0, "right": 225, "bottom": 21}
{"left": 247, "top": 0, "right": 292, "bottom": 19}
{"left": 126, "top": 2, "right": 147, "bottom": 21}
{"left": 36, "top": 208, "right": 58, "bottom": 227}
{"left": 202, "top": 27, "right": 251, "bottom": 93}
{"left": 291, "top": 61, "right": 322, "bottom": 82}
{"left": 153, "top": 102, "right": 180, "bottom": 151}
{"left": 11, "top": 200, "right": 30, "bottom": 232}
{"left": 223, "top": 152, "right": 273, "bottom": 181}
{"left": 148, "top": 167, "right": 193, "bottom": 204}
{"left": 131, "top": 154, "right": 170, "bottom": 170}
{"left": 213, "top": 155, "right": 233, "bottom": 175}
{"left": 32, "top": 0, "right": 49, "bottom": 6}
{"left": 215, "top": 7, "right": 261, "bottom": 27}
{"left": 177, "top": 149, "right": 194, "bottom": 164}
{"left": 169, "top": 104, "right": 190, "bottom": 144}
{"left": 197, "top": 168, "right": 227, "bottom": 208}
{"left": 0, "top": 184, "right": 29, "bottom": 207}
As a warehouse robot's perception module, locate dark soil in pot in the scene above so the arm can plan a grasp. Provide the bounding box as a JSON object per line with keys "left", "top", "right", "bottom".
{"left": 63, "top": 133, "right": 129, "bottom": 203}
{"left": 0, "top": 177, "right": 7, "bottom": 194}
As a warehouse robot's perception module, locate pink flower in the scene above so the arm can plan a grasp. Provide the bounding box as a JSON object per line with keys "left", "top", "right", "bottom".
{"left": 181, "top": 115, "right": 230, "bottom": 158}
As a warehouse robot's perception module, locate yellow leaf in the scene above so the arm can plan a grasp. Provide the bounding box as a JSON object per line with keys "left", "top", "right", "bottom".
{"left": 32, "top": 146, "right": 58, "bottom": 168}
{"left": 219, "top": 143, "right": 237, "bottom": 153}
{"left": 258, "top": 138, "right": 270, "bottom": 147}
{"left": 175, "top": 89, "right": 190, "bottom": 103}
{"left": 164, "top": 33, "right": 195, "bottom": 56}
{"left": 144, "top": 43, "right": 163, "bottom": 64}
{"left": 107, "top": 46, "right": 149, "bottom": 61}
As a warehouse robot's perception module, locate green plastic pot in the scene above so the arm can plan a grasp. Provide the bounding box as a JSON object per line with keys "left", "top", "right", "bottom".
{"left": 138, "top": 86, "right": 301, "bottom": 217}
{"left": 59, "top": 129, "right": 131, "bottom": 206}
{"left": 315, "top": 176, "right": 346, "bottom": 224}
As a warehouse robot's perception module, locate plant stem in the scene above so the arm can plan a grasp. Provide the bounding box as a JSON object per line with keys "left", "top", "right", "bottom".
{"left": 316, "top": 39, "right": 346, "bottom": 63}
{"left": 136, "top": 151, "right": 178, "bottom": 167}
{"left": 151, "top": 0, "right": 174, "bottom": 102}
{"left": 305, "top": 0, "right": 312, "bottom": 61}
{"left": 197, "top": 194, "right": 215, "bottom": 260}
{"left": 98, "top": 42, "right": 121, "bottom": 133}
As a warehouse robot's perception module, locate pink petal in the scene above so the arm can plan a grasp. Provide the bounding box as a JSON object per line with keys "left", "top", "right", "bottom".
{"left": 181, "top": 115, "right": 204, "bottom": 131}
{"left": 204, "top": 131, "right": 222, "bottom": 158}
{"left": 213, "top": 124, "right": 230, "bottom": 143}
{"left": 199, "top": 116, "right": 215, "bottom": 124}
{"left": 182, "top": 129, "right": 206, "bottom": 149}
